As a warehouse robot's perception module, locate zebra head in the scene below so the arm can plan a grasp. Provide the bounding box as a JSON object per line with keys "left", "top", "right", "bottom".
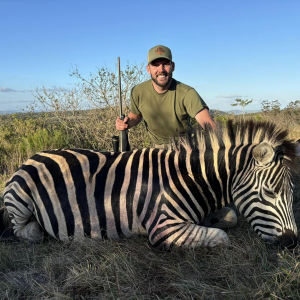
{"left": 233, "top": 141, "right": 298, "bottom": 249}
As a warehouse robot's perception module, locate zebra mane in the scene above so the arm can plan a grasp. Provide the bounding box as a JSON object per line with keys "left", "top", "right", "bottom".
{"left": 177, "top": 119, "right": 299, "bottom": 172}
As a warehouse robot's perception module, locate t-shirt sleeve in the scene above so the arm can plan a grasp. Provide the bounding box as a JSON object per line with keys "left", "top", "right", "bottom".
{"left": 184, "top": 89, "right": 209, "bottom": 118}
{"left": 130, "top": 87, "right": 142, "bottom": 115}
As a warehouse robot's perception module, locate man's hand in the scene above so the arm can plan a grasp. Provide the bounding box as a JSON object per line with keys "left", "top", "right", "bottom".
{"left": 115, "top": 112, "right": 143, "bottom": 131}
{"left": 116, "top": 116, "right": 129, "bottom": 131}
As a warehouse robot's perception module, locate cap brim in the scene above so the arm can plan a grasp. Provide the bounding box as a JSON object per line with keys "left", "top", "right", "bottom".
{"left": 148, "top": 56, "right": 172, "bottom": 64}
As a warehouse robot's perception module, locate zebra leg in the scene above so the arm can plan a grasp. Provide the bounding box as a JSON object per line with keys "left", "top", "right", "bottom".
{"left": 199, "top": 207, "right": 237, "bottom": 229}
{"left": 10, "top": 217, "right": 43, "bottom": 243}
{"left": 18, "top": 221, "right": 43, "bottom": 243}
{"left": 6, "top": 206, "right": 43, "bottom": 243}
{"left": 148, "top": 222, "right": 230, "bottom": 250}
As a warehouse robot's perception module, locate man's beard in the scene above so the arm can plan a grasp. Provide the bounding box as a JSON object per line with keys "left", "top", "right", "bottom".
{"left": 151, "top": 72, "right": 173, "bottom": 88}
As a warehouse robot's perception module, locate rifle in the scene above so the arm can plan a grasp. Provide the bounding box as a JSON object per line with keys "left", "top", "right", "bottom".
{"left": 115, "top": 57, "right": 130, "bottom": 152}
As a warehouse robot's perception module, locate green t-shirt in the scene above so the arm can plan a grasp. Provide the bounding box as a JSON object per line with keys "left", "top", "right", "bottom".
{"left": 130, "top": 79, "right": 208, "bottom": 144}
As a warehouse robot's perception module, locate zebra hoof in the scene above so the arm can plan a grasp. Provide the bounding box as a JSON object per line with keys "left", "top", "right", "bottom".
{"left": 20, "top": 221, "right": 43, "bottom": 243}
{"left": 205, "top": 228, "right": 230, "bottom": 247}
{"left": 200, "top": 207, "right": 238, "bottom": 229}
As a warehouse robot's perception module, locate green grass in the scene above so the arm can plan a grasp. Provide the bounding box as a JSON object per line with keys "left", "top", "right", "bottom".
{"left": 0, "top": 115, "right": 71, "bottom": 174}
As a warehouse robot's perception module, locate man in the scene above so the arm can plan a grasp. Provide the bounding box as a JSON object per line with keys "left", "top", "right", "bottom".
{"left": 116, "top": 45, "right": 216, "bottom": 149}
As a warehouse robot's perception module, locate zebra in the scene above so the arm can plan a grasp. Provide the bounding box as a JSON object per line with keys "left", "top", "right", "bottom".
{"left": 1, "top": 120, "right": 299, "bottom": 249}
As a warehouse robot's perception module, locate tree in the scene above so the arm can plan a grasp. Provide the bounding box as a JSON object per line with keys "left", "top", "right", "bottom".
{"left": 285, "top": 100, "right": 300, "bottom": 111}
{"left": 270, "top": 100, "right": 281, "bottom": 115}
{"left": 261, "top": 100, "right": 271, "bottom": 113}
{"left": 283, "top": 100, "right": 300, "bottom": 124}
{"left": 261, "top": 100, "right": 281, "bottom": 115}
{"left": 231, "top": 98, "right": 253, "bottom": 119}
{"left": 31, "top": 61, "right": 150, "bottom": 150}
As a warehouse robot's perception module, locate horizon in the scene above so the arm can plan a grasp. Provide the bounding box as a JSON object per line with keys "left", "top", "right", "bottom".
{"left": 0, "top": 108, "right": 262, "bottom": 116}
{"left": 1, "top": 0, "right": 299, "bottom": 113}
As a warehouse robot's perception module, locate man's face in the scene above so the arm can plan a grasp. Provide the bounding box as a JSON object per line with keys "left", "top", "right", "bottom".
{"left": 147, "top": 58, "right": 175, "bottom": 88}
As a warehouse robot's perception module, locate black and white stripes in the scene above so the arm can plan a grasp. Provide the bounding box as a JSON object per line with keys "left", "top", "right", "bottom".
{"left": 3, "top": 120, "right": 299, "bottom": 248}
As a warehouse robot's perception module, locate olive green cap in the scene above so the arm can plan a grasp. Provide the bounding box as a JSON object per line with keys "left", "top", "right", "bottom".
{"left": 147, "top": 45, "right": 172, "bottom": 64}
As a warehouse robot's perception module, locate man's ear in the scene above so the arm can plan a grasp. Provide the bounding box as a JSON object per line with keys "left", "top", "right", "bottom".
{"left": 146, "top": 64, "right": 151, "bottom": 74}
{"left": 172, "top": 62, "right": 175, "bottom": 72}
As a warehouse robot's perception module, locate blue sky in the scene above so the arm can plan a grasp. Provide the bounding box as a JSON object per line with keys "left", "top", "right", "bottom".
{"left": 1, "top": 0, "right": 299, "bottom": 113}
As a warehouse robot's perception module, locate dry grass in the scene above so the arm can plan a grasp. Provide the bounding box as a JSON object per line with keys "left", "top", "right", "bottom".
{"left": 0, "top": 108, "right": 300, "bottom": 299}
{"left": 0, "top": 174, "right": 299, "bottom": 300}
{"left": 242, "top": 111, "right": 300, "bottom": 141}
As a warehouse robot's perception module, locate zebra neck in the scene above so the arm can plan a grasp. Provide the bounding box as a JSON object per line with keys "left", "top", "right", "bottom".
{"left": 166, "top": 144, "right": 253, "bottom": 214}
{"left": 184, "top": 148, "right": 236, "bottom": 211}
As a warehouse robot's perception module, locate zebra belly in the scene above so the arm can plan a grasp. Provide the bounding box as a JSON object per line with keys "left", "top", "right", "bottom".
{"left": 4, "top": 179, "right": 146, "bottom": 242}
{"left": 32, "top": 195, "right": 146, "bottom": 241}
{"left": 3, "top": 149, "right": 150, "bottom": 241}
{"left": 5, "top": 189, "right": 147, "bottom": 241}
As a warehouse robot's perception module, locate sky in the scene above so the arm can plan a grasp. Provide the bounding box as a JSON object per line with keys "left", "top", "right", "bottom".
{"left": 0, "top": 0, "right": 299, "bottom": 113}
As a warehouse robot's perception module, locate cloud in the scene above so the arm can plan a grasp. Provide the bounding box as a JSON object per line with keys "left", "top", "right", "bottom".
{"left": 0, "top": 87, "right": 28, "bottom": 93}
{"left": 0, "top": 87, "right": 19, "bottom": 92}
{"left": 0, "top": 86, "right": 70, "bottom": 94}
{"left": 33, "top": 86, "right": 71, "bottom": 93}
{"left": 216, "top": 95, "right": 248, "bottom": 98}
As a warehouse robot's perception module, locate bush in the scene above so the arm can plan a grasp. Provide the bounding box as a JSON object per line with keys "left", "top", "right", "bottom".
{"left": 0, "top": 114, "right": 70, "bottom": 174}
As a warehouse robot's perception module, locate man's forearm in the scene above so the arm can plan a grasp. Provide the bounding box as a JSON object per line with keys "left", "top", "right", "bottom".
{"left": 127, "top": 117, "right": 142, "bottom": 129}
{"left": 195, "top": 109, "right": 217, "bottom": 130}
{"left": 127, "top": 112, "right": 143, "bottom": 129}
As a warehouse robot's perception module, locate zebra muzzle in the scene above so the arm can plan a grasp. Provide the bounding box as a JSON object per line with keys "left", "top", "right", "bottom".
{"left": 278, "top": 229, "right": 298, "bottom": 250}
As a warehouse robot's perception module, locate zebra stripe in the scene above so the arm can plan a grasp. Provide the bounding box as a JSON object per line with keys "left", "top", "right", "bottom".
{"left": 3, "top": 120, "right": 299, "bottom": 249}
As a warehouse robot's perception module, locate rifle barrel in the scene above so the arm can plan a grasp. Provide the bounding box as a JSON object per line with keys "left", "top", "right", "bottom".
{"left": 118, "top": 57, "right": 130, "bottom": 151}
{"left": 118, "top": 57, "right": 122, "bottom": 118}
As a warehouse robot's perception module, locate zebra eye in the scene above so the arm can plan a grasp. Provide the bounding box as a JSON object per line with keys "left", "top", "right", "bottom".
{"left": 263, "top": 188, "right": 276, "bottom": 199}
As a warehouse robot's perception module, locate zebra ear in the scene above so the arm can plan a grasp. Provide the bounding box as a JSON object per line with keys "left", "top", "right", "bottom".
{"left": 296, "top": 140, "right": 300, "bottom": 157}
{"left": 252, "top": 142, "right": 275, "bottom": 165}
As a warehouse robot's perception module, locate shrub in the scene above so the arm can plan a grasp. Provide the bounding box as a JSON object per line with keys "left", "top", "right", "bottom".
{"left": 0, "top": 114, "right": 70, "bottom": 174}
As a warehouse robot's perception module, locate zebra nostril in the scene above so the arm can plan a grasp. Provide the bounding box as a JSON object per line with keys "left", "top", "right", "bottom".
{"left": 279, "top": 229, "right": 298, "bottom": 250}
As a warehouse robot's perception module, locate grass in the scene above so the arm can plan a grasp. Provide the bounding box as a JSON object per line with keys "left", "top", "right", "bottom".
{"left": 0, "top": 220, "right": 299, "bottom": 299}
{"left": 0, "top": 110, "right": 300, "bottom": 299}
{"left": 0, "top": 174, "right": 299, "bottom": 300}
